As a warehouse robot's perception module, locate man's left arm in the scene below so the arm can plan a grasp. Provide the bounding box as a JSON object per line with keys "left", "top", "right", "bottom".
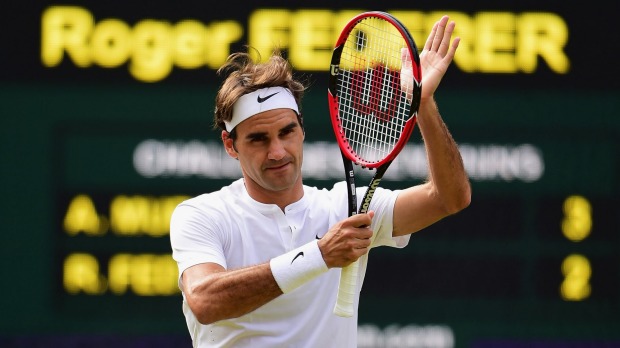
{"left": 391, "top": 15, "right": 471, "bottom": 237}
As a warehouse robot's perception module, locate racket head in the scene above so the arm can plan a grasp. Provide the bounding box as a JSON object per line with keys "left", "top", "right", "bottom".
{"left": 328, "top": 11, "right": 422, "bottom": 169}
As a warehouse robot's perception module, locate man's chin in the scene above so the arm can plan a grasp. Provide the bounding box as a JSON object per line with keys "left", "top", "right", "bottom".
{"left": 263, "top": 174, "right": 300, "bottom": 192}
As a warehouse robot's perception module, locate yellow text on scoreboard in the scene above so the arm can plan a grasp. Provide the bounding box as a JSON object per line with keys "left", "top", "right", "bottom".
{"left": 41, "top": 6, "right": 570, "bottom": 82}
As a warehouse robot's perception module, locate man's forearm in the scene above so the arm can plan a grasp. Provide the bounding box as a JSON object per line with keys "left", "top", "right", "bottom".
{"left": 185, "top": 262, "right": 282, "bottom": 325}
{"left": 416, "top": 97, "right": 471, "bottom": 213}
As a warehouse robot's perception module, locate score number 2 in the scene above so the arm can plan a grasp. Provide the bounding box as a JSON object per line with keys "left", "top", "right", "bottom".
{"left": 560, "top": 195, "right": 592, "bottom": 301}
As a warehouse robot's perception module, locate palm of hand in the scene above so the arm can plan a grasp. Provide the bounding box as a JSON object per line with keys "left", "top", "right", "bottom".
{"left": 418, "top": 16, "right": 460, "bottom": 99}
{"left": 399, "top": 16, "right": 459, "bottom": 103}
{"left": 419, "top": 50, "right": 450, "bottom": 99}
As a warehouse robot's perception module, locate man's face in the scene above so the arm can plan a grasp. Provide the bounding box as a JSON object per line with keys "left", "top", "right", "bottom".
{"left": 224, "top": 108, "right": 304, "bottom": 196}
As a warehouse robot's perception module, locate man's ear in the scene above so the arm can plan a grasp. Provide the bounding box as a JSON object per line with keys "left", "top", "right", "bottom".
{"left": 221, "top": 131, "right": 238, "bottom": 159}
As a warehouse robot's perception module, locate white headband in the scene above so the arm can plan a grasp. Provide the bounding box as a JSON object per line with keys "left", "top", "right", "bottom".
{"left": 225, "top": 86, "right": 299, "bottom": 132}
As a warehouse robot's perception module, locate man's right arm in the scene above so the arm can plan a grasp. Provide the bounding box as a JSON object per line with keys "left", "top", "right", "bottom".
{"left": 180, "top": 212, "right": 375, "bottom": 324}
{"left": 182, "top": 262, "right": 281, "bottom": 325}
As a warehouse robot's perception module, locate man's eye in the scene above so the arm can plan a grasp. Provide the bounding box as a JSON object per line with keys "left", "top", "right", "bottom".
{"left": 250, "top": 136, "right": 267, "bottom": 142}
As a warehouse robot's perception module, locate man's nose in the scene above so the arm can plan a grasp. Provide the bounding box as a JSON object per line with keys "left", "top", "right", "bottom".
{"left": 267, "top": 139, "right": 286, "bottom": 160}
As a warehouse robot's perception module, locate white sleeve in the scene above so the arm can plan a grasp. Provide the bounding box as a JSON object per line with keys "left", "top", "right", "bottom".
{"left": 169, "top": 201, "right": 228, "bottom": 290}
{"left": 365, "top": 187, "right": 411, "bottom": 249}
{"left": 328, "top": 181, "right": 410, "bottom": 249}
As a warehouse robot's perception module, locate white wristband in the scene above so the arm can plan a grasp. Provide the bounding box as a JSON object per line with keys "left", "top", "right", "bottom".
{"left": 270, "top": 240, "right": 329, "bottom": 293}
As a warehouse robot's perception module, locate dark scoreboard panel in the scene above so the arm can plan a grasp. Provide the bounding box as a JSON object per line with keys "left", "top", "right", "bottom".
{"left": 1, "top": 1, "right": 619, "bottom": 347}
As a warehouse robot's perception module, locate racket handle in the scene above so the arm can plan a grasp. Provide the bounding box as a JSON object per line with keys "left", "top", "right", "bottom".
{"left": 333, "top": 259, "right": 359, "bottom": 317}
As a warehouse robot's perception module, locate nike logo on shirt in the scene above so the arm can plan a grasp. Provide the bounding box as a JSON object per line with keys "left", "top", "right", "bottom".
{"left": 257, "top": 92, "right": 280, "bottom": 103}
{"left": 291, "top": 251, "right": 304, "bottom": 264}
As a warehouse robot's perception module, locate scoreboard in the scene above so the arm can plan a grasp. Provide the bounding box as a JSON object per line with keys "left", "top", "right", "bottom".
{"left": 1, "top": 1, "right": 619, "bottom": 347}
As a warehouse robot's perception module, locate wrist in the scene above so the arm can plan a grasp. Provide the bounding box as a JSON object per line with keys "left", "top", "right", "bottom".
{"left": 270, "top": 240, "right": 329, "bottom": 293}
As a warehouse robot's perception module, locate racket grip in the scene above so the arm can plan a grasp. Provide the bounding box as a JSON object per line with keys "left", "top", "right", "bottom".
{"left": 333, "top": 259, "right": 359, "bottom": 317}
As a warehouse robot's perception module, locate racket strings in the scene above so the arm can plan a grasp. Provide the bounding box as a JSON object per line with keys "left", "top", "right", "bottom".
{"left": 336, "top": 17, "right": 413, "bottom": 164}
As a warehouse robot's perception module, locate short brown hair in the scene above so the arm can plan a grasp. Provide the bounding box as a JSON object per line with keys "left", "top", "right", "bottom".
{"left": 213, "top": 49, "right": 307, "bottom": 132}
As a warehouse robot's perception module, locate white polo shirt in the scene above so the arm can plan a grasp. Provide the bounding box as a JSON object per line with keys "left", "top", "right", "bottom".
{"left": 170, "top": 179, "right": 410, "bottom": 347}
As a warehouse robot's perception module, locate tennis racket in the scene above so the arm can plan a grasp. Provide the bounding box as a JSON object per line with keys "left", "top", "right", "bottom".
{"left": 328, "top": 11, "right": 422, "bottom": 317}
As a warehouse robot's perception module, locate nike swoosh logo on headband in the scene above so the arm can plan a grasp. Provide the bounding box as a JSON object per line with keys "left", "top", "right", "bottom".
{"left": 257, "top": 92, "right": 280, "bottom": 103}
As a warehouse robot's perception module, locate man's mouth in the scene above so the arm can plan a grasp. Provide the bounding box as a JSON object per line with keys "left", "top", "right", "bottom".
{"left": 265, "top": 161, "right": 290, "bottom": 171}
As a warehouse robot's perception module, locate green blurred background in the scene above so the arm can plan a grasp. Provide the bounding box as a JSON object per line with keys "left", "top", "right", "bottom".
{"left": 1, "top": 1, "right": 618, "bottom": 347}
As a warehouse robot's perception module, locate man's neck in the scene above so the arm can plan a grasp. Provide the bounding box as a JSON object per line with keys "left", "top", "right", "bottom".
{"left": 243, "top": 179, "right": 304, "bottom": 212}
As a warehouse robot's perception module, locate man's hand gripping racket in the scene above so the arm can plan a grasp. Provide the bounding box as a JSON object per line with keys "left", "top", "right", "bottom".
{"left": 327, "top": 11, "right": 422, "bottom": 317}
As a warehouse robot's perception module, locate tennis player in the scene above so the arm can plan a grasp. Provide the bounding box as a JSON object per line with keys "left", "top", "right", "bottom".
{"left": 170, "top": 15, "right": 470, "bottom": 347}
